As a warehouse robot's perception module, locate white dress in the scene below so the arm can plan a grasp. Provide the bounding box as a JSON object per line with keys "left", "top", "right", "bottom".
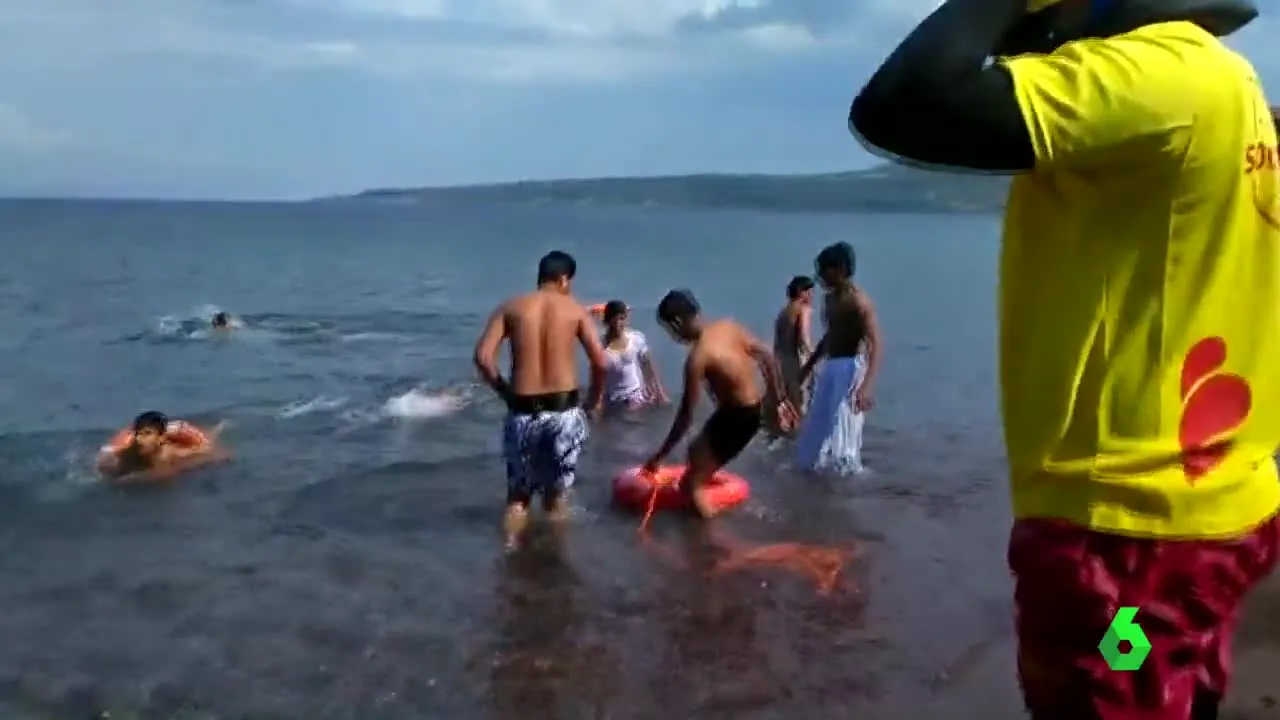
{"left": 794, "top": 304, "right": 867, "bottom": 474}
{"left": 603, "top": 329, "right": 652, "bottom": 407}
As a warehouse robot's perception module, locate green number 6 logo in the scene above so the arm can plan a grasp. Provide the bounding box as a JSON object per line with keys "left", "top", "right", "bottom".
{"left": 1098, "top": 606, "right": 1152, "bottom": 671}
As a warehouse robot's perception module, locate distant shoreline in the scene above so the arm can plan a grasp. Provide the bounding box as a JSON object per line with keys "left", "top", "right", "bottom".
{"left": 325, "top": 165, "right": 1010, "bottom": 215}
{"left": 0, "top": 165, "right": 1011, "bottom": 212}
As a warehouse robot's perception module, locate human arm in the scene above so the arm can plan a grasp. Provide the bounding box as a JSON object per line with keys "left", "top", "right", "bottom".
{"left": 101, "top": 445, "right": 227, "bottom": 485}
{"left": 852, "top": 0, "right": 1213, "bottom": 172}
{"left": 799, "top": 334, "right": 827, "bottom": 382}
{"left": 636, "top": 333, "right": 669, "bottom": 403}
{"left": 135, "top": 450, "right": 227, "bottom": 483}
{"left": 796, "top": 306, "right": 813, "bottom": 357}
{"left": 95, "top": 451, "right": 122, "bottom": 477}
{"left": 853, "top": 290, "right": 882, "bottom": 411}
{"left": 577, "top": 310, "right": 609, "bottom": 413}
{"left": 164, "top": 421, "right": 226, "bottom": 461}
{"left": 473, "top": 306, "right": 512, "bottom": 403}
{"left": 742, "top": 328, "right": 788, "bottom": 412}
{"left": 644, "top": 352, "right": 703, "bottom": 471}
{"left": 848, "top": 0, "right": 1032, "bottom": 171}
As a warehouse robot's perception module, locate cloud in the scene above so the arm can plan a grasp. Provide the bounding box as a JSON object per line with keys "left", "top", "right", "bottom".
{"left": 0, "top": 0, "right": 935, "bottom": 84}
{"left": 320, "top": 0, "right": 771, "bottom": 38}
{"left": 1, "top": 0, "right": 1275, "bottom": 198}
{"left": 0, "top": 104, "right": 69, "bottom": 151}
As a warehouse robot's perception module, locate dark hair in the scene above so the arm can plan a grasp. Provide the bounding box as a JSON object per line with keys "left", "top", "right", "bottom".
{"left": 786, "top": 275, "right": 814, "bottom": 299}
{"left": 536, "top": 251, "right": 576, "bottom": 284}
{"left": 657, "top": 289, "right": 700, "bottom": 324}
{"left": 815, "top": 242, "right": 855, "bottom": 278}
{"left": 603, "top": 300, "right": 628, "bottom": 322}
{"left": 132, "top": 411, "right": 169, "bottom": 434}
{"left": 212, "top": 312, "right": 229, "bottom": 327}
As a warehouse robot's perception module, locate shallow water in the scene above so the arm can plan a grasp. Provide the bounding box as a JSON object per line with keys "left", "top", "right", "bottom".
{"left": 0, "top": 198, "right": 1142, "bottom": 717}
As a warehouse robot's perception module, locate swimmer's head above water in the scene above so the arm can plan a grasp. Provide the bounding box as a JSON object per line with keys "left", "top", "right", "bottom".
{"left": 536, "top": 250, "right": 576, "bottom": 294}
{"left": 130, "top": 411, "right": 169, "bottom": 456}
{"left": 815, "top": 242, "right": 855, "bottom": 290}
{"left": 211, "top": 312, "right": 230, "bottom": 329}
{"left": 657, "top": 289, "right": 701, "bottom": 344}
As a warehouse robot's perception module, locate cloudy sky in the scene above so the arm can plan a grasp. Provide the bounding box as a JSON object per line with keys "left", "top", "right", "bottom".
{"left": 1, "top": 1, "right": 1277, "bottom": 199}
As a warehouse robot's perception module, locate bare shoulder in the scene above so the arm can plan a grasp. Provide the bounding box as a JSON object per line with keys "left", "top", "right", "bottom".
{"left": 560, "top": 296, "right": 593, "bottom": 328}
{"left": 852, "top": 285, "right": 877, "bottom": 311}
{"left": 692, "top": 327, "right": 722, "bottom": 356}
{"left": 702, "top": 318, "right": 737, "bottom": 342}
{"left": 735, "top": 320, "right": 768, "bottom": 352}
{"left": 709, "top": 319, "right": 756, "bottom": 350}
{"left": 729, "top": 318, "right": 756, "bottom": 342}
{"left": 491, "top": 296, "right": 517, "bottom": 318}
{"left": 503, "top": 293, "right": 544, "bottom": 321}
{"left": 822, "top": 290, "right": 842, "bottom": 312}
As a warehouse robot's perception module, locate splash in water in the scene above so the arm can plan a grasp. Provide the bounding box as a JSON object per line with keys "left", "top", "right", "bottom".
{"left": 383, "top": 388, "right": 468, "bottom": 420}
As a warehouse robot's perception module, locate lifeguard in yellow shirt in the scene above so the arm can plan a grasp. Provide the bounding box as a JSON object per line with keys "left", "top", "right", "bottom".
{"left": 850, "top": 0, "right": 1279, "bottom": 717}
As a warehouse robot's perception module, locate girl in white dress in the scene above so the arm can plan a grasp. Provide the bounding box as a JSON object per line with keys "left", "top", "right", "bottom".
{"left": 599, "top": 300, "right": 669, "bottom": 411}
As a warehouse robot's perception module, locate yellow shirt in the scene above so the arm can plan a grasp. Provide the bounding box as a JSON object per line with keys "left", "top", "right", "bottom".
{"left": 999, "top": 21, "right": 1280, "bottom": 538}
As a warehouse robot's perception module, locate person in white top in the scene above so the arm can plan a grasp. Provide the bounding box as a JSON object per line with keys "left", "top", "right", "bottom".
{"left": 600, "top": 300, "right": 669, "bottom": 410}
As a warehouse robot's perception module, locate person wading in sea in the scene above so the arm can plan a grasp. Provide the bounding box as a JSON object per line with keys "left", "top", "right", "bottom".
{"left": 764, "top": 275, "right": 814, "bottom": 439}
{"left": 795, "top": 243, "right": 882, "bottom": 474}
{"left": 850, "top": 0, "right": 1279, "bottom": 717}
{"left": 473, "top": 250, "right": 607, "bottom": 550}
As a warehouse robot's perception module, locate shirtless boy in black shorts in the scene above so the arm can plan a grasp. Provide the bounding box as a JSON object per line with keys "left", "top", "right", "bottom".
{"left": 642, "top": 289, "right": 792, "bottom": 518}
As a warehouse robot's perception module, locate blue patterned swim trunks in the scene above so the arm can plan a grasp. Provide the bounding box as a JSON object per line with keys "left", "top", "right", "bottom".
{"left": 502, "top": 408, "right": 588, "bottom": 504}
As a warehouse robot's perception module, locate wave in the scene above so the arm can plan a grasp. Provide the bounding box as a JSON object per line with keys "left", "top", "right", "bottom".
{"left": 114, "top": 306, "right": 464, "bottom": 346}
{"left": 277, "top": 386, "right": 473, "bottom": 426}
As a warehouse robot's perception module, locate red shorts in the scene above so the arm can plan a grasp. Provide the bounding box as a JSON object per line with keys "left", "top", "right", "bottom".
{"left": 1009, "top": 514, "right": 1280, "bottom": 720}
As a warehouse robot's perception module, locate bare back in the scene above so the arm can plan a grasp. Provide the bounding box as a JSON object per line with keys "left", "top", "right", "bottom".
{"left": 823, "top": 284, "right": 869, "bottom": 358}
{"left": 502, "top": 290, "right": 596, "bottom": 395}
{"left": 773, "top": 302, "right": 806, "bottom": 357}
{"left": 693, "top": 320, "right": 766, "bottom": 407}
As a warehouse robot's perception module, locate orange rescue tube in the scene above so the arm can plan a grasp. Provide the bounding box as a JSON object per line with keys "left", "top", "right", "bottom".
{"left": 102, "top": 420, "right": 209, "bottom": 454}
{"left": 586, "top": 303, "right": 607, "bottom": 317}
{"left": 612, "top": 464, "right": 750, "bottom": 514}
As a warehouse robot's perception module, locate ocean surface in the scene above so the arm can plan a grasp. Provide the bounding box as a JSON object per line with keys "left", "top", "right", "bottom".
{"left": 0, "top": 199, "right": 1081, "bottom": 717}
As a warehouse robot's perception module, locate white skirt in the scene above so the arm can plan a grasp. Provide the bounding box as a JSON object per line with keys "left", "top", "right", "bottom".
{"left": 794, "top": 356, "right": 866, "bottom": 475}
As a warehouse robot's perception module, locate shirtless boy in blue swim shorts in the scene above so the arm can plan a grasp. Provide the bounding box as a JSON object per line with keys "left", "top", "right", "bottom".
{"left": 473, "top": 251, "right": 608, "bottom": 549}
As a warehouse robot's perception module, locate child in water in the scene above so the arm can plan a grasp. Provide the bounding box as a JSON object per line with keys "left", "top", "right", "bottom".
{"left": 97, "top": 411, "right": 225, "bottom": 483}
{"left": 643, "top": 289, "right": 791, "bottom": 517}
{"left": 600, "top": 300, "right": 669, "bottom": 411}
{"left": 764, "top": 275, "right": 814, "bottom": 438}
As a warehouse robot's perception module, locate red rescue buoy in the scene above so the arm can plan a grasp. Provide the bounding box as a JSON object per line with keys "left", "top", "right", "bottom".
{"left": 611, "top": 464, "right": 750, "bottom": 516}
{"left": 101, "top": 420, "right": 210, "bottom": 454}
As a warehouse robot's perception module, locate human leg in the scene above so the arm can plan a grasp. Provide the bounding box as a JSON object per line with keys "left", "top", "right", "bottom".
{"left": 681, "top": 432, "right": 723, "bottom": 519}
{"left": 532, "top": 408, "right": 589, "bottom": 522}
{"left": 683, "top": 404, "right": 760, "bottom": 518}
{"left": 1008, "top": 515, "right": 1280, "bottom": 720}
{"left": 502, "top": 413, "right": 534, "bottom": 550}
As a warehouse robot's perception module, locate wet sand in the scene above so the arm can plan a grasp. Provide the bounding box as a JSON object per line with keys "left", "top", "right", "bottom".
{"left": 893, "top": 578, "right": 1280, "bottom": 719}
{"left": 2, "top": 426, "right": 1277, "bottom": 719}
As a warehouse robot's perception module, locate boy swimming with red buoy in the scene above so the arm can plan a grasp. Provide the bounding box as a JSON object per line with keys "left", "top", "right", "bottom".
{"left": 96, "top": 411, "right": 227, "bottom": 483}
{"left": 641, "top": 289, "right": 794, "bottom": 518}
